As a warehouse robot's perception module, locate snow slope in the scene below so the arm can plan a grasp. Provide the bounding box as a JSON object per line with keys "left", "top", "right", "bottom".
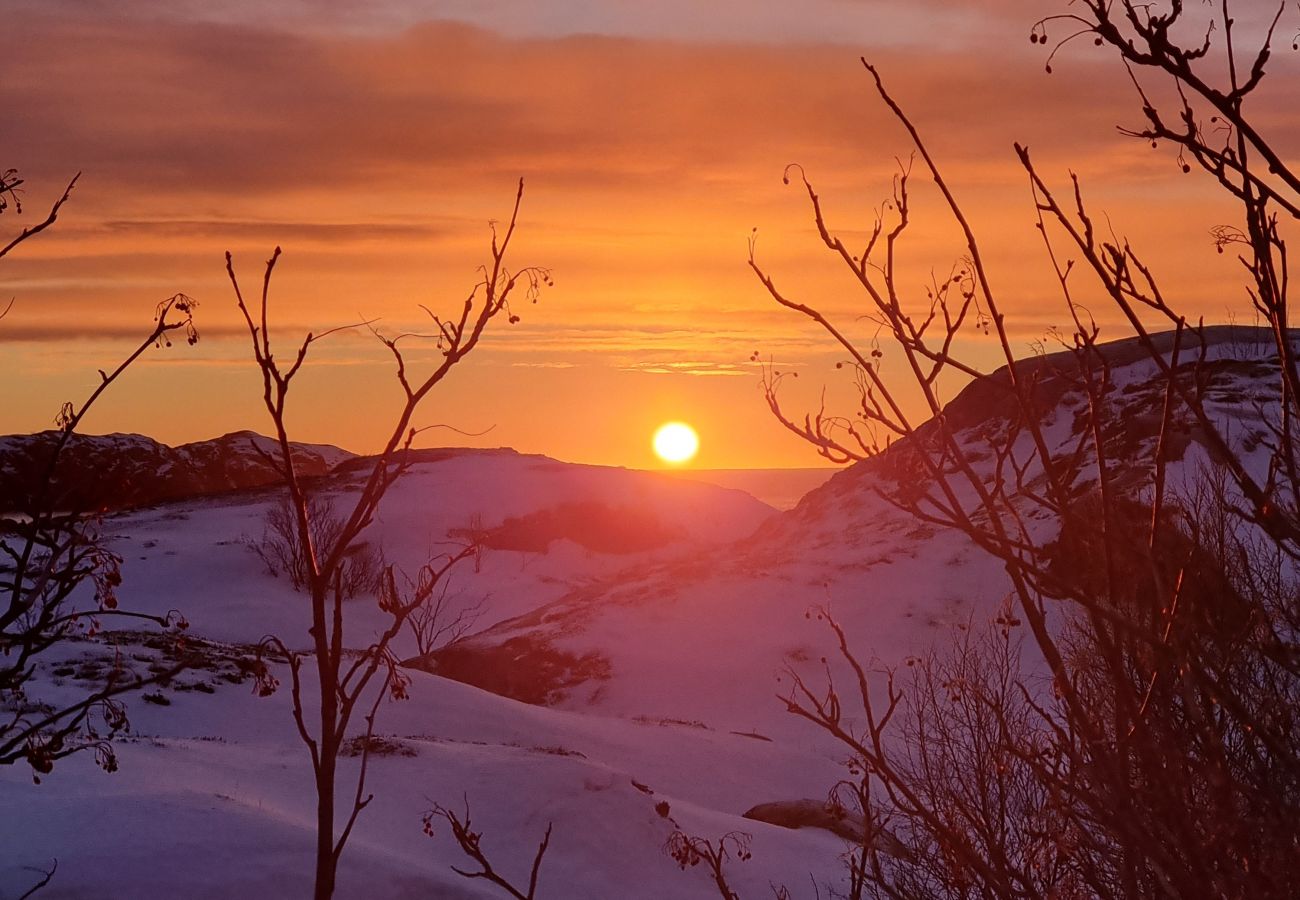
{"left": 2, "top": 643, "right": 847, "bottom": 899}
{"left": 423, "top": 328, "right": 1291, "bottom": 734}
{"left": 4, "top": 328, "right": 1288, "bottom": 898}
{"left": 4, "top": 450, "right": 839, "bottom": 899}
{"left": 100, "top": 450, "right": 777, "bottom": 650}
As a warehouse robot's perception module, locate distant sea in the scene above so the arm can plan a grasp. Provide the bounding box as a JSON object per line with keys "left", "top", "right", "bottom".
{"left": 659, "top": 467, "right": 839, "bottom": 510}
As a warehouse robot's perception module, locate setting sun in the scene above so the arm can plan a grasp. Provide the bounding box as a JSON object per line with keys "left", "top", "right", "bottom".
{"left": 652, "top": 422, "right": 699, "bottom": 465}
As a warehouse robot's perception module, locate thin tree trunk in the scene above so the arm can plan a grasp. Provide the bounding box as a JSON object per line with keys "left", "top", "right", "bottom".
{"left": 314, "top": 754, "right": 337, "bottom": 900}
{"left": 313, "top": 586, "right": 338, "bottom": 900}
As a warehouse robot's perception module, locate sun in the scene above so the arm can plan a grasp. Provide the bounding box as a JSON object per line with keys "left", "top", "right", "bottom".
{"left": 653, "top": 421, "right": 699, "bottom": 465}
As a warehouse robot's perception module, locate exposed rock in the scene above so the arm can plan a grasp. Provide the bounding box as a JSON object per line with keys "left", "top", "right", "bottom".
{"left": 743, "top": 799, "right": 908, "bottom": 856}
{"left": 0, "top": 429, "right": 354, "bottom": 512}
{"left": 418, "top": 633, "right": 611, "bottom": 706}
{"left": 742, "top": 799, "right": 864, "bottom": 842}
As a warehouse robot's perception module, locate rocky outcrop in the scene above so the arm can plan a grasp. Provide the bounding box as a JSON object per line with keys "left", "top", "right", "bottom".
{"left": 0, "top": 430, "right": 354, "bottom": 512}
{"left": 743, "top": 799, "right": 908, "bottom": 855}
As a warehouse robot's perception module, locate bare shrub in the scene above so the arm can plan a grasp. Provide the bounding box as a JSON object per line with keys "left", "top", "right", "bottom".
{"left": 743, "top": 4, "right": 1300, "bottom": 899}
{"left": 251, "top": 492, "right": 379, "bottom": 600}
{"left": 2, "top": 168, "right": 195, "bottom": 899}
{"left": 1, "top": 172, "right": 194, "bottom": 780}
{"left": 664, "top": 830, "right": 753, "bottom": 900}
{"left": 424, "top": 798, "right": 552, "bottom": 900}
{"left": 380, "top": 561, "right": 485, "bottom": 660}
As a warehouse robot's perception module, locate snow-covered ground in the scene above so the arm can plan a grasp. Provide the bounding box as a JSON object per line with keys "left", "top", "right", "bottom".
{"left": 2, "top": 451, "right": 859, "bottom": 899}
{"left": 430, "top": 331, "right": 1290, "bottom": 738}
{"left": 4, "top": 330, "right": 1287, "bottom": 898}
{"left": 2, "top": 642, "right": 846, "bottom": 899}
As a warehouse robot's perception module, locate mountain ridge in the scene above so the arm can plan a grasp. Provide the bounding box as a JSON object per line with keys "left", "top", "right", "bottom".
{"left": 0, "top": 429, "right": 353, "bottom": 512}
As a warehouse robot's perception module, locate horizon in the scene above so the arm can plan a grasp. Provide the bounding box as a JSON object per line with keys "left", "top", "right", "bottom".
{"left": 1, "top": 423, "right": 837, "bottom": 472}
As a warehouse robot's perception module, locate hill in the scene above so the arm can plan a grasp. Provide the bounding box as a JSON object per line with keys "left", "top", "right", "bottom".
{"left": 0, "top": 430, "right": 353, "bottom": 512}
{"left": 3, "top": 329, "right": 1285, "bottom": 897}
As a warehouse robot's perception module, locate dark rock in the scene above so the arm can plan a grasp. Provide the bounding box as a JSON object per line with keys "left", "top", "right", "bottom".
{"left": 742, "top": 798, "right": 865, "bottom": 842}
{"left": 0, "top": 430, "right": 353, "bottom": 513}
{"left": 743, "top": 799, "right": 908, "bottom": 856}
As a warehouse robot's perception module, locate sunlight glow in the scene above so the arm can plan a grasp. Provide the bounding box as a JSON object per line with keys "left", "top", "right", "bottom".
{"left": 653, "top": 421, "right": 699, "bottom": 465}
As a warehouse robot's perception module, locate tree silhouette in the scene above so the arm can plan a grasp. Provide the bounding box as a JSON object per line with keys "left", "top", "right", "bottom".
{"left": 750, "top": 3, "right": 1300, "bottom": 898}
{"left": 230, "top": 179, "right": 550, "bottom": 900}
{"left": 1, "top": 168, "right": 195, "bottom": 896}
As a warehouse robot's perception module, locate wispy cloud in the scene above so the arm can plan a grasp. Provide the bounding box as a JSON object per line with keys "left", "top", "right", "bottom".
{"left": 619, "top": 361, "right": 751, "bottom": 377}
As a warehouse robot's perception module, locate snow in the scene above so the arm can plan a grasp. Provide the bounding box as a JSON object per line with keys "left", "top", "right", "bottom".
{"left": 102, "top": 452, "right": 777, "bottom": 651}
{"left": 2, "top": 666, "right": 848, "bottom": 899}
{"left": 428, "top": 336, "right": 1295, "bottom": 740}
{"left": 3, "top": 450, "right": 851, "bottom": 898}
{"left": 5, "top": 332, "right": 1292, "bottom": 897}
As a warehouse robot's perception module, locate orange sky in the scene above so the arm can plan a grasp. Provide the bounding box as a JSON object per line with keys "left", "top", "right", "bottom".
{"left": 3, "top": 2, "right": 1296, "bottom": 468}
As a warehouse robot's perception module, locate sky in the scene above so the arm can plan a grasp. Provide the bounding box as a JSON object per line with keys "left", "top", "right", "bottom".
{"left": 2, "top": 1, "right": 1296, "bottom": 468}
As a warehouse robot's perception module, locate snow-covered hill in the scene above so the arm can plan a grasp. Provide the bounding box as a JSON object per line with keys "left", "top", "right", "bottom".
{"left": 3, "top": 447, "right": 813, "bottom": 899}
{"left": 2, "top": 328, "right": 1287, "bottom": 898}
{"left": 421, "top": 327, "right": 1288, "bottom": 734}
{"left": 96, "top": 449, "right": 778, "bottom": 650}
{"left": 1, "top": 639, "right": 844, "bottom": 899}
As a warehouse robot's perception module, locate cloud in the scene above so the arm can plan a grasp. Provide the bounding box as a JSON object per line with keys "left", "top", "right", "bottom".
{"left": 13, "top": 0, "right": 1036, "bottom": 47}
{"left": 0, "top": 321, "right": 241, "bottom": 343}
{"left": 1, "top": 13, "right": 1173, "bottom": 201}
{"left": 619, "top": 361, "right": 751, "bottom": 377}
{"left": 93, "top": 219, "right": 454, "bottom": 243}
{"left": 3, "top": 6, "right": 1294, "bottom": 464}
